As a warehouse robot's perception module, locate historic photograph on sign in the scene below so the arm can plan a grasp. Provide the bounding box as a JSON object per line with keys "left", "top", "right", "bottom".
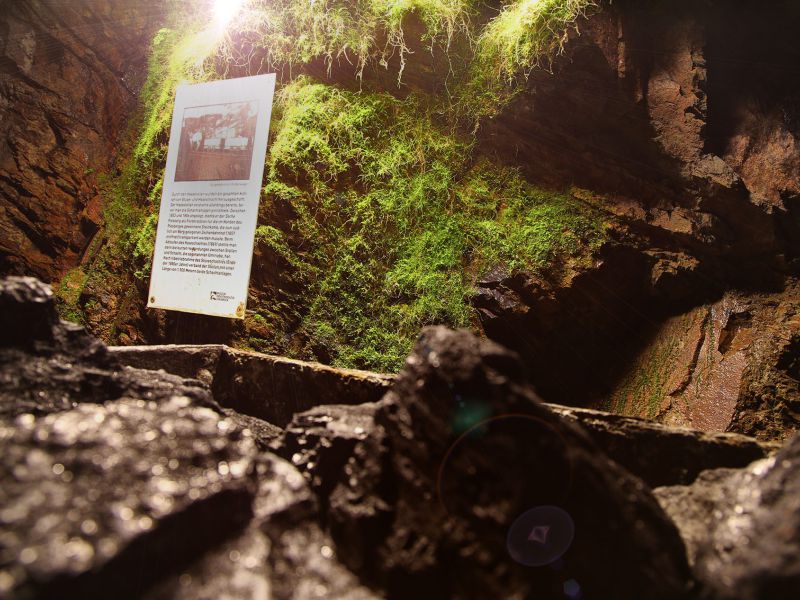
{"left": 174, "top": 100, "right": 258, "bottom": 182}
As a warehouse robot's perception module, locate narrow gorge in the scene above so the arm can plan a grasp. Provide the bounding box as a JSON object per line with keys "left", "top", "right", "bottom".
{"left": 1, "top": 0, "right": 798, "bottom": 598}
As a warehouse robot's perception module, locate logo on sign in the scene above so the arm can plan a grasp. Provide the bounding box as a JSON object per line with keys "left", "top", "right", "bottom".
{"left": 210, "top": 291, "right": 234, "bottom": 302}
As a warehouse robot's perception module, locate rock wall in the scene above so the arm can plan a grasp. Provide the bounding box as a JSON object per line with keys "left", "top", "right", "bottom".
{"left": 108, "top": 344, "right": 394, "bottom": 428}
{"left": 604, "top": 283, "right": 800, "bottom": 442}
{"left": 0, "top": 0, "right": 797, "bottom": 442}
{"left": 0, "top": 0, "right": 161, "bottom": 280}
{"left": 472, "top": 0, "right": 800, "bottom": 439}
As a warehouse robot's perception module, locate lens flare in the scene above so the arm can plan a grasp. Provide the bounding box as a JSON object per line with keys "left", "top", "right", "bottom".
{"left": 213, "top": 0, "right": 244, "bottom": 28}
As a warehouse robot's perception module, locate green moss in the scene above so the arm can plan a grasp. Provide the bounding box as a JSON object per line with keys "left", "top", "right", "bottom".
{"left": 100, "top": 21, "right": 218, "bottom": 276}
{"left": 260, "top": 77, "right": 606, "bottom": 370}
{"left": 461, "top": 0, "right": 597, "bottom": 117}
{"left": 225, "top": 0, "right": 590, "bottom": 108}
{"left": 221, "top": 0, "right": 474, "bottom": 81}
{"left": 478, "top": 0, "right": 595, "bottom": 81}
{"left": 54, "top": 267, "right": 89, "bottom": 324}
{"left": 132, "top": 212, "right": 159, "bottom": 280}
{"left": 68, "top": 1, "right": 608, "bottom": 371}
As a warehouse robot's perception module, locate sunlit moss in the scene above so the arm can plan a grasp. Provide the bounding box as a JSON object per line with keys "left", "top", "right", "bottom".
{"left": 220, "top": 0, "right": 474, "bottom": 81}
{"left": 260, "top": 77, "right": 606, "bottom": 370}
{"left": 459, "top": 0, "right": 596, "bottom": 116}
{"left": 63, "top": 0, "right": 607, "bottom": 361}
{"left": 479, "top": 0, "right": 595, "bottom": 80}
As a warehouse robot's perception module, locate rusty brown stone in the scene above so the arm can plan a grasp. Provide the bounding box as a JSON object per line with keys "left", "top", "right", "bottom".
{"left": 0, "top": 0, "right": 162, "bottom": 281}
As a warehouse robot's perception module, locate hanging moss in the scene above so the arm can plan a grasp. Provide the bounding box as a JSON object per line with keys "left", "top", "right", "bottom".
{"left": 217, "top": 0, "right": 475, "bottom": 80}
{"left": 459, "top": 0, "right": 597, "bottom": 117}
{"left": 259, "top": 77, "right": 606, "bottom": 370}
{"left": 478, "top": 0, "right": 595, "bottom": 80}
{"left": 59, "top": 0, "right": 608, "bottom": 365}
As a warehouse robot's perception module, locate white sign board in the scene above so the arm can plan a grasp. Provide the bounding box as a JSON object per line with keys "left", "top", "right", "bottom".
{"left": 147, "top": 74, "right": 276, "bottom": 318}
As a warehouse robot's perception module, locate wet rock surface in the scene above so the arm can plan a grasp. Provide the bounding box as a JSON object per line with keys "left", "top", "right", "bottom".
{"left": 4, "top": 276, "right": 800, "bottom": 599}
{"left": 0, "top": 276, "right": 381, "bottom": 599}
{"left": 0, "top": 396, "right": 256, "bottom": 599}
{"left": 655, "top": 434, "right": 800, "bottom": 600}
{"left": 145, "top": 453, "right": 377, "bottom": 600}
{"left": 294, "top": 327, "right": 696, "bottom": 599}
{"left": 605, "top": 283, "right": 800, "bottom": 442}
{"left": 0, "top": 278, "right": 212, "bottom": 418}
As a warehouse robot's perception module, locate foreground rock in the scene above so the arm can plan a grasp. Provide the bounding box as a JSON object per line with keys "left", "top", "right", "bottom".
{"left": 0, "top": 397, "right": 256, "bottom": 599}
{"left": 0, "top": 277, "right": 213, "bottom": 418}
{"left": 144, "top": 454, "right": 377, "bottom": 600}
{"left": 281, "top": 327, "right": 696, "bottom": 599}
{"left": 6, "top": 275, "right": 797, "bottom": 598}
{"left": 0, "top": 276, "right": 373, "bottom": 599}
{"left": 111, "top": 340, "right": 775, "bottom": 488}
{"left": 655, "top": 434, "right": 800, "bottom": 600}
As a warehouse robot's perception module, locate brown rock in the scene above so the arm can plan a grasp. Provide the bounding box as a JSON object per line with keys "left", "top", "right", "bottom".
{"left": 316, "top": 327, "right": 697, "bottom": 598}
{"left": 109, "top": 344, "right": 394, "bottom": 427}
{"left": 655, "top": 434, "right": 800, "bottom": 600}
{"left": 604, "top": 281, "right": 800, "bottom": 443}
{"left": 0, "top": 0, "right": 162, "bottom": 281}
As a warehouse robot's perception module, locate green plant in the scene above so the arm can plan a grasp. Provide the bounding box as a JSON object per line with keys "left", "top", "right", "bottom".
{"left": 54, "top": 267, "right": 89, "bottom": 324}
{"left": 217, "top": 0, "right": 474, "bottom": 81}
{"left": 66, "top": 0, "right": 608, "bottom": 374}
{"left": 479, "top": 0, "right": 595, "bottom": 81}
{"left": 460, "top": 0, "right": 597, "bottom": 117}
{"left": 259, "top": 77, "right": 606, "bottom": 370}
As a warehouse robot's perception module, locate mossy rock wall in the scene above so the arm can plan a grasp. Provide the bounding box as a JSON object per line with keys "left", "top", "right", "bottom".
{"left": 57, "top": 0, "right": 608, "bottom": 372}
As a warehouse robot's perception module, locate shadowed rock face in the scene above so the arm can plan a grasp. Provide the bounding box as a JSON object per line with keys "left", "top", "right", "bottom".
{"left": 655, "top": 434, "right": 800, "bottom": 600}
{"left": 0, "top": 0, "right": 162, "bottom": 280}
{"left": 471, "top": 0, "right": 800, "bottom": 434}
{"left": 546, "top": 404, "right": 776, "bottom": 488}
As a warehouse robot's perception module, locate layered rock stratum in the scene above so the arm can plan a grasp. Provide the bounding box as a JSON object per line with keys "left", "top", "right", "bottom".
{"left": 0, "top": 0, "right": 162, "bottom": 280}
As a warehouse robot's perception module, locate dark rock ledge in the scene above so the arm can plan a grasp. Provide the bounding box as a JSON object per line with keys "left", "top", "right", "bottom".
{"left": 110, "top": 345, "right": 776, "bottom": 489}
{"left": 1, "top": 276, "right": 798, "bottom": 599}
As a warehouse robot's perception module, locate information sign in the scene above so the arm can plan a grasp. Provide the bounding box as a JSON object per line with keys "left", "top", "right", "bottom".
{"left": 147, "top": 74, "right": 275, "bottom": 318}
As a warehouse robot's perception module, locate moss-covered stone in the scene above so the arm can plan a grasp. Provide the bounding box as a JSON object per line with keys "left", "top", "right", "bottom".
{"left": 58, "top": 0, "right": 608, "bottom": 369}
{"left": 258, "top": 77, "right": 606, "bottom": 370}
